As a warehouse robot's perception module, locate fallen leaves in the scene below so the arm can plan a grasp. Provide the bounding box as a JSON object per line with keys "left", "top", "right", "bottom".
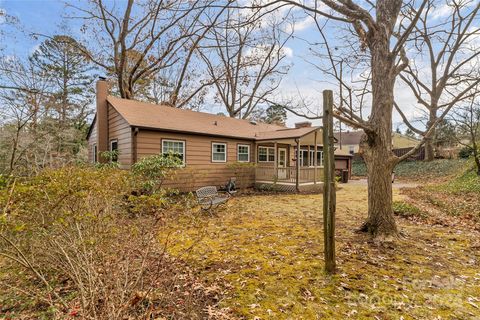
{"left": 162, "top": 183, "right": 480, "bottom": 319}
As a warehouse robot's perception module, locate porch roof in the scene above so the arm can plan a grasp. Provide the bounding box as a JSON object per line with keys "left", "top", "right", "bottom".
{"left": 255, "top": 126, "right": 323, "bottom": 145}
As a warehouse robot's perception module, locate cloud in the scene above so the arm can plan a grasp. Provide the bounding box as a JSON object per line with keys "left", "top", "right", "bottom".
{"left": 0, "top": 8, "right": 6, "bottom": 24}
{"left": 282, "top": 46, "right": 293, "bottom": 58}
{"left": 431, "top": 3, "right": 453, "bottom": 19}
{"left": 284, "top": 15, "right": 315, "bottom": 33}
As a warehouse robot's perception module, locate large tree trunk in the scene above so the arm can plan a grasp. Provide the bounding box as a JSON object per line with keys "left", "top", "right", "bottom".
{"left": 358, "top": 15, "right": 400, "bottom": 238}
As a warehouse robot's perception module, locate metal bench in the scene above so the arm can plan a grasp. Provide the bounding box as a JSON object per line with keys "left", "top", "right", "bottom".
{"left": 195, "top": 186, "right": 230, "bottom": 211}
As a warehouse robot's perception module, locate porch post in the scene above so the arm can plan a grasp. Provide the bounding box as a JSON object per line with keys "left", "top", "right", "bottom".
{"left": 295, "top": 138, "right": 300, "bottom": 192}
{"left": 314, "top": 130, "right": 318, "bottom": 185}
{"left": 274, "top": 142, "right": 278, "bottom": 180}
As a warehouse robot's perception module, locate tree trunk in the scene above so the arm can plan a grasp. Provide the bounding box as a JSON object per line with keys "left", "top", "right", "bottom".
{"left": 473, "top": 144, "right": 480, "bottom": 176}
{"left": 358, "top": 19, "right": 400, "bottom": 238}
{"left": 360, "top": 138, "right": 398, "bottom": 238}
{"left": 424, "top": 111, "right": 437, "bottom": 161}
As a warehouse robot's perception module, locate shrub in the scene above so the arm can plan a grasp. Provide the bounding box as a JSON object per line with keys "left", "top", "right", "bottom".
{"left": 0, "top": 166, "right": 219, "bottom": 319}
{"left": 95, "top": 150, "right": 120, "bottom": 168}
{"left": 131, "top": 153, "right": 182, "bottom": 194}
{"left": 458, "top": 146, "right": 473, "bottom": 159}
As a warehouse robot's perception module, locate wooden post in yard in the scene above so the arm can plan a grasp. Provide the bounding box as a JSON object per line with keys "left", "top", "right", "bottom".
{"left": 322, "top": 90, "right": 336, "bottom": 274}
{"left": 314, "top": 131, "right": 318, "bottom": 185}
{"left": 295, "top": 138, "right": 300, "bottom": 192}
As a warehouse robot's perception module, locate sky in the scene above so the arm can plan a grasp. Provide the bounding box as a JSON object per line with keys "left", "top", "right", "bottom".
{"left": 1, "top": 0, "right": 475, "bottom": 131}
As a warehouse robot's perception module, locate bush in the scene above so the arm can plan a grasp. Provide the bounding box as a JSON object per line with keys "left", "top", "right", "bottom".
{"left": 0, "top": 166, "right": 220, "bottom": 319}
{"left": 131, "top": 154, "right": 182, "bottom": 194}
{"left": 458, "top": 146, "right": 473, "bottom": 159}
{"left": 352, "top": 160, "right": 367, "bottom": 176}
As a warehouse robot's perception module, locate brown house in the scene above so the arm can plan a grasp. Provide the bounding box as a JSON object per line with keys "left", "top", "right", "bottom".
{"left": 87, "top": 79, "right": 351, "bottom": 192}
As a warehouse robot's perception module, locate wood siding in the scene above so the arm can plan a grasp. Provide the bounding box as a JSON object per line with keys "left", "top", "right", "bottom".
{"left": 87, "top": 118, "right": 97, "bottom": 163}
{"left": 87, "top": 105, "right": 132, "bottom": 168}
{"left": 108, "top": 104, "right": 132, "bottom": 169}
{"left": 136, "top": 130, "right": 256, "bottom": 191}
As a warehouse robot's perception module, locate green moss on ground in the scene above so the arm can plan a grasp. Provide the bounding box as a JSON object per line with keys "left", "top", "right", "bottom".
{"left": 163, "top": 185, "right": 480, "bottom": 319}
{"left": 353, "top": 159, "right": 467, "bottom": 180}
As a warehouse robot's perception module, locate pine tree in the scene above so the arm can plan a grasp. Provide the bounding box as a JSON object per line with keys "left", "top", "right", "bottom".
{"left": 30, "top": 35, "right": 95, "bottom": 154}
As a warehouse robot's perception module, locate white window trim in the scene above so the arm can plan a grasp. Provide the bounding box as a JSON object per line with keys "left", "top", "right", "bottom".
{"left": 237, "top": 144, "right": 250, "bottom": 162}
{"left": 212, "top": 142, "right": 227, "bottom": 163}
{"left": 298, "top": 148, "right": 324, "bottom": 167}
{"left": 258, "top": 146, "right": 275, "bottom": 162}
{"left": 109, "top": 139, "right": 119, "bottom": 162}
{"left": 162, "top": 139, "right": 186, "bottom": 165}
{"left": 110, "top": 139, "right": 118, "bottom": 151}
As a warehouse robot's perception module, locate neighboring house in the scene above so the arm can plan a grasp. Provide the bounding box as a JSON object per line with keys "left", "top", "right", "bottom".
{"left": 87, "top": 79, "right": 351, "bottom": 191}
{"left": 334, "top": 130, "right": 420, "bottom": 155}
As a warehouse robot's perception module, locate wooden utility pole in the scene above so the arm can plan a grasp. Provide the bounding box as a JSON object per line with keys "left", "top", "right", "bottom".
{"left": 323, "top": 90, "right": 336, "bottom": 274}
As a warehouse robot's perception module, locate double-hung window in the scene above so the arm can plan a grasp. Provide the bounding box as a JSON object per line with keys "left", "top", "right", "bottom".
{"left": 162, "top": 139, "right": 185, "bottom": 165}
{"left": 258, "top": 146, "right": 275, "bottom": 162}
{"left": 212, "top": 142, "right": 227, "bottom": 162}
{"left": 238, "top": 144, "right": 250, "bottom": 162}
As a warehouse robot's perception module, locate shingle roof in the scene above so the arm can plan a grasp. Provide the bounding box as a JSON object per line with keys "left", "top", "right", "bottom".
{"left": 255, "top": 126, "right": 319, "bottom": 140}
{"left": 107, "top": 96, "right": 315, "bottom": 140}
{"left": 334, "top": 131, "right": 364, "bottom": 145}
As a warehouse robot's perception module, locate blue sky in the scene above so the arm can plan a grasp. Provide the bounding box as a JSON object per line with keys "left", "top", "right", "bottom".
{"left": 1, "top": 0, "right": 334, "bottom": 127}
{"left": 3, "top": 0, "right": 474, "bottom": 131}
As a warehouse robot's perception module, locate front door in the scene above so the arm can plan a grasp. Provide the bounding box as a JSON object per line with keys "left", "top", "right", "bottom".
{"left": 278, "top": 148, "right": 287, "bottom": 179}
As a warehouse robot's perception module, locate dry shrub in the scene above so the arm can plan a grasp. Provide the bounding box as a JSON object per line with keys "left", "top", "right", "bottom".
{"left": 0, "top": 166, "right": 227, "bottom": 319}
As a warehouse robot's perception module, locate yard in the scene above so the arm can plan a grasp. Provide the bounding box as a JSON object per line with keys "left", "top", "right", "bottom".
{"left": 1, "top": 165, "right": 479, "bottom": 319}
{"left": 164, "top": 183, "right": 480, "bottom": 319}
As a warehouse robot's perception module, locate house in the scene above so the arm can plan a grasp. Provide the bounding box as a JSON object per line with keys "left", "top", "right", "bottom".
{"left": 87, "top": 79, "right": 352, "bottom": 192}
{"left": 334, "top": 130, "right": 421, "bottom": 156}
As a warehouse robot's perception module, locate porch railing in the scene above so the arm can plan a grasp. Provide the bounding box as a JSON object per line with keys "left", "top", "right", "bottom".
{"left": 255, "top": 166, "right": 324, "bottom": 183}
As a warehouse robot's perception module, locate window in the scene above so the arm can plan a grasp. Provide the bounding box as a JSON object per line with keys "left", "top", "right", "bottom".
{"left": 298, "top": 148, "right": 324, "bottom": 167}
{"left": 110, "top": 139, "right": 118, "bottom": 162}
{"left": 162, "top": 139, "right": 185, "bottom": 164}
{"left": 349, "top": 145, "right": 355, "bottom": 155}
{"left": 238, "top": 144, "right": 250, "bottom": 162}
{"left": 317, "top": 151, "right": 323, "bottom": 166}
{"left": 258, "top": 146, "right": 275, "bottom": 162}
{"left": 212, "top": 142, "right": 227, "bottom": 162}
{"left": 300, "top": 149, "right": 309, "bottom": 167}
{"left": 92, "top": 144, "right": 97, "bottom": 163}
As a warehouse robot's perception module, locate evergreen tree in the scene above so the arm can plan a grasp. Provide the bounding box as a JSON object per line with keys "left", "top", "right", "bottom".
{"left": 263, "top": 104, "right": 287, "bottom": 126}
{"left": 30, "top": 35, "right": 95, "bottom": 154}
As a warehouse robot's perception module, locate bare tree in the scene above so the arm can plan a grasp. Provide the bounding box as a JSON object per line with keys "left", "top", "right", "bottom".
{"left": 66, "top": 0, "right": 227, "bottom": 106}
{"left": 396, "top": 0, "right": 480, "bottom": 161}
{"left": 198, "top": 7, "right": 292, "bottom": 119}
{"left": 0, "top": 57, "right": 53, "bottom": 174}
{"left": 248, "top": 0, "right": 462, "bottom": 239}
{"left": 451, "top": 91, "right": 480, "bottom": 175}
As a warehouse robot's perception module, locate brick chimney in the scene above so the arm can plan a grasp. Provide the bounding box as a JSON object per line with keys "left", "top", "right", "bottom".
{"left": 295, "top": 121, "right": 312, "bottom": 128}
{"left": 96, "top": 77, "right": 109, "bottom": 162}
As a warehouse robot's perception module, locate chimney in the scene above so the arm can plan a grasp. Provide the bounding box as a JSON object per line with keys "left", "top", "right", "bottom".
{"left": 294, "top": 121, "right": 312, "bottom": 128}
{"left": 96, "top": 77, "right": 109, "bottom": 162}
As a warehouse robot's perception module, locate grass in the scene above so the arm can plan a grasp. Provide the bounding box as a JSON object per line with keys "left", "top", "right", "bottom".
{"left": 352, "top": 159, "right": 468, "bottom": 180}
{"left": 162, "top": 184, "right": 480, "bottom": 319}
